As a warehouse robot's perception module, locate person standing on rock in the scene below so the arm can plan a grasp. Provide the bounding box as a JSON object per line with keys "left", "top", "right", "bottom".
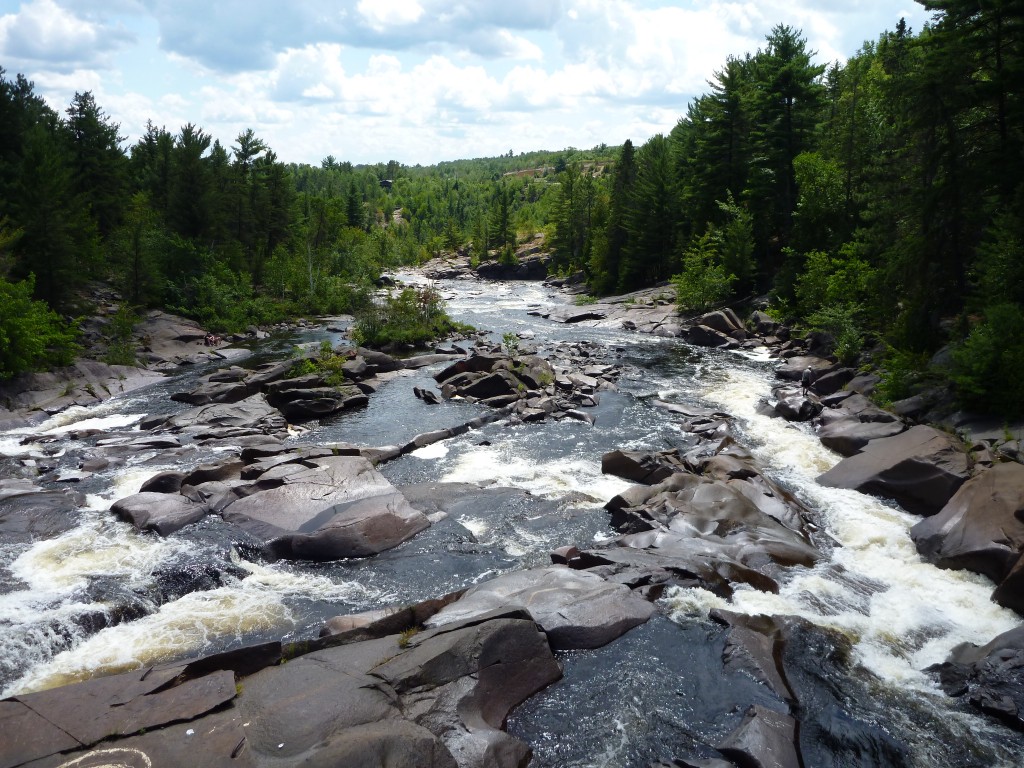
{"left": 801, "top": 367, "right": 813, "bottom": 396}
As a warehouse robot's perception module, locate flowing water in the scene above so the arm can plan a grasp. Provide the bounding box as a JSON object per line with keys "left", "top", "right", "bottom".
{"left": 1, "top": 277, "right": 1021, "bottom": 766}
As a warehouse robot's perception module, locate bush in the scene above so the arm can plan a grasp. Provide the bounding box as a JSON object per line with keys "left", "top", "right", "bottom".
{"left": 0, "top": 275, "right": 79, "bottom": 379}
{"left": 805, "top": 303, "right": 864, "bottom": 366}
{"left": 672, "top": 231, "right": 736, "bottom": 313}
{"left": 951, "top": 303, "right": 1024, "bottom": 417}
{"left": 352, "top": 286, "right": 471, "bottom": 348}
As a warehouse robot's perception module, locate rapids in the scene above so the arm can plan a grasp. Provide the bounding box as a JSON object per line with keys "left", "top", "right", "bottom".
{"left": 1, "top": 276, "right": 1021, "bottom": 766}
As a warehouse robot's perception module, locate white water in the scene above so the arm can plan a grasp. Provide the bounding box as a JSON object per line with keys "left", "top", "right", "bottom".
{"left": 662, "top": 364, "right": 1022, "bottom": 694}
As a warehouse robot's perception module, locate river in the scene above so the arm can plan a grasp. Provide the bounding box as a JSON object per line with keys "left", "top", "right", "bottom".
{"left": 0, "top": 276, "right": 1021, "bottom": 767}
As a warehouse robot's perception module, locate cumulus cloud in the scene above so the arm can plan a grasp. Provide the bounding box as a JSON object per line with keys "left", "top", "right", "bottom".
{"left": 0, "top": 0, "right": 134, "bottom": 72}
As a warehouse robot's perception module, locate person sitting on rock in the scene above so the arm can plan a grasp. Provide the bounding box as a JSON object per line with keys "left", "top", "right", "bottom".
{"left": 801, "top": 367, "right": 813, "bottom": 396}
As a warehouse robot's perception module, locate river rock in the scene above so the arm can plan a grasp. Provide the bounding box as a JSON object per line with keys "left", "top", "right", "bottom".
{"left": 601, "top": 449, "right": 685, "bottom": 485}
{"left": 111, "top": 491, "right": 209, "bottom": 536}
{"left": 426, "top": 566, "right": 655, "bottom": 649}
{"left": 772, "top": 386, "right": 823, "bottom": 422}
{"left": 687, "top": 325, "right": 734, "bottom": 348}
{"left": 816, "top": 425, "right": 970, "bottom": 515}
{"left": 143, "top": 394, "right": 288, "bottom": 438}
{"left": 910, "top": 462, "right": 1024, "bottom": 583}
{"left": 817, "top": 416, "right": 906, "bottom": 456}
{"left": 0, "top": 480, "right": 84, "bottom": 543}
{"left": 776, "top": 356, "right": 836, "bottom": 381}
{"left": 929, "top": 624, "right": 1024, "bottom": 731}
{"left": 220, "top": 455, "right": 430, "bottom": 561}
{"left": 717, "top": 704, "right": 799, "bottom": 768}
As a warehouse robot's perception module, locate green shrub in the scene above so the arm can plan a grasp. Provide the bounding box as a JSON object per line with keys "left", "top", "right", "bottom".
{"left": 0, "top": 275, "right": 80, "bottom": 379}
{"left": 876, "top": 348, "right": 931, "bottom": 405}
{"left": 805, "top": 303, "right": 864, "bottom": 366}
{"left": 672, "top": 231, "right": 736, "bottom": 313}
{"left": 951, "top": 303, "right": 1024, "bottom": 417}
{"left": 352, "top": 286, "right": 470, "bottom": 348}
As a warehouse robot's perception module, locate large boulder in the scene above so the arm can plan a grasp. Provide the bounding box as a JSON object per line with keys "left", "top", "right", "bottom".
{"left": 143, "top": 394, "right": 287, "bottom": 437}
{"left": 817, "top": 425, "right": 970, "bottom": 515}
{"left": 111, "top": 492, "right": 209, "bottom": 536}
{"left": 817, "top": 416, "right": 906, "bottom": 456}
{"left": 426, "top": 566, "right": 655, "bottom": 649}
{"left": 910, "top": 462, "right": 1024, "bottom": 583}
{"left": 221, "top": 455, "right": 430, "bottom": 561}
{"left": 929, "top": 625, "right": 1024, "bottom": 732}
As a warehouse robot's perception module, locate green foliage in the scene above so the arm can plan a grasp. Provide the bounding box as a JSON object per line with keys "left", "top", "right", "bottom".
{"left": 0, "top": 275, "right": 79, "bottom": 379}
{"left": 804, "top": 303, "right": 863, "bottom": 365}
{"left": 501, "top": 332, "right": 520, "bottom": 358}
{"left": 951, "top": 304, "right": 1024, "bottom": 418}
{"left": 672, "top": 231, "right": 737, "bottom": 313}
{"left": 352, "top": 286, "right": 468, "bottom": 349}
{"left": 876, "top": 348, "right": 931, "bottom": 405}
{"left": 102, "top": 304, "right": 139, "bottom": 366}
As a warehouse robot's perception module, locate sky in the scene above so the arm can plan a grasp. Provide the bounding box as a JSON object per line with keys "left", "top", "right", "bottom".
{"left": 0, "top": 0, "right": 931, "bottom": 167}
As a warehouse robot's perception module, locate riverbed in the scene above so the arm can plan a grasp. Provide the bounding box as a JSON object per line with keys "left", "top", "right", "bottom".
{"left": 1, "top": 276, "right": 1021, "bottom": 767}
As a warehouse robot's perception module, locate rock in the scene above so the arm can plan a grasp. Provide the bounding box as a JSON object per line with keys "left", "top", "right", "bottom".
{"left": 776, "top": 356, "right": 836, "bottom": 381}
{"left": 4, "top": 663, "right": 236, "bottom": 763}
{"left": 371, "top": 615, "right": 562, "bottom": 766}
{"left": 717, "top": 704, "right": 799, "bottom": 768}
{"left": 414, "top": 386, "right": 442, "bottom": 404}
{"left": 687, "top": 325, "right": 734, "bottom": 348}
{"left": 699, "top": 310, "right": 743, "bottom": 335}
{"left": 426, "top": 566, "right": 654, "bottom": 649}
{"left": 750, "top": 310, "right": 779, "bottom": 336}
{"left": 929, "top": 625, "right": 1024, "bottom": 731}
{"left": 139, "top": 471, "right": 187, "bottom": 493}
{"left": 0, "top": 480, "right": 84, "bottom": 543}
{"left": 811, "top": 367, "right": 855, "bottom": 396}
{"left": 817, "top": 417, "right": 906, "bottom": 456}
{"left": 910, "top": 462, "right": 1024, "bottom": 584}
{"left": 601, "top": 449, "right": 684, "bottom": 485}
{"left": 220, "top": 455, "right": 430, "bottom": 561}
{"left": 144, "top": 394, "right": 287, "bottom": 437}
{"left": 817, "top": 425, "right": 970, "bottom": 516}
{"left": 772, "top": 387, "right": 823, "bottom": 422}
{"left": 111, "top": 492, "right": 209, "bottom": 536}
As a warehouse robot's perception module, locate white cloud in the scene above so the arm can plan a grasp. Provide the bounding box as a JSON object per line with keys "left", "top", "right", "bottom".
{"left": 0, "top": 0, "right": 133, "bottom": 72}
{"left": 356, "top": 0, "right": 425, "bottom": 31}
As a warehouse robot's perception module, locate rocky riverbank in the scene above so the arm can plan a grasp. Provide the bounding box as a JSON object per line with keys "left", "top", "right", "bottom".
{"left": 3, "top": 273, "right": 1024, "bottom": 766}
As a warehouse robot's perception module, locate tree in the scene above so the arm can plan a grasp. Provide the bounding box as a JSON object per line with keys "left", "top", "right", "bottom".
{"left": 747, "top": 26, "right": 826, "bottom": 255}
{"left": 621, "top": 134, "right": 676, "bottom": 289}
{"left": 65, "top": 91, "right": 126, "bottom": 237}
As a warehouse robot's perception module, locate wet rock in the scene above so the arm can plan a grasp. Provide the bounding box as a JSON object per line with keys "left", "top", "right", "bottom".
{"left": 427, "top": 566, "right": 655, "bottom": 650}
{"left": 0, "top": 480, "right": 84, "bottom": 543}
{"left": 817, "top": 417, "right": 906, "bottom": 456}
{"left": 699, "top": 309, "right": 744, "bottom": 335}
{"left": 414, "top": 386, "right": 442, "bottom": 404}
{"left": 221, "top": 455, "right": 430, "bottom": 561}
{"left": 602, "top": 449, "right": 685, "bottom": 485}
{"left": 111, "top": 491, "right": 209, "bottom": 536}
{"left": 687, "top": 325, "right": 734, "bottom": 348}
{"left": 717, "top": 704, "right": 799, "bottom": 768}
{"left": 143, "top": 394, "right": 287, "bottom": 438}
{"left": 929, "top": 625, "right": 1024, "bottom": 732}
{"left": 139, "top": 470, "right": 187, "bottom": 493}
{"left": 4, "top": 663, "right": 236, "bottom": 762}
{"left": 771, "top": 386, "right": 823, "bottom": 422}
{"left": 817, "top": 425, "right": 970, "bottom": 516}
{"left": 910, "top": 462, "right": 1024, "bottom": 584}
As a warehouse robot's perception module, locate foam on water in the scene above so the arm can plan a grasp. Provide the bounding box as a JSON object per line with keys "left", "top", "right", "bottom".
{"left": 663, "top": 365, "right": 1022, "bottom": 693}
{"left": 440, "top": 440, "right": 632, "bottom": 502}
{"left": 3, "top": 555, "right": 382, "bottom": 696}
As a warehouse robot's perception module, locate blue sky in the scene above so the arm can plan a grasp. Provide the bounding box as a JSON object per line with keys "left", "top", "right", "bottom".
{"left": 0, "top": 0, "right": 931, "bottom": 166}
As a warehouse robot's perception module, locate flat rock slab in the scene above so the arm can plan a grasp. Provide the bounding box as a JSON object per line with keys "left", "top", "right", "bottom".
{"left": 426, "top": 566, "right": 655, "bottom": 649}
{"left": 221, "top": 455, "right": 429, "bottom": 560}
{"left": 817, "top": 425, "right": 970, "bottom": 516}
{"left": 3, "top": 665, "right": 236, "bottom": 765}
{"left": 817, "top": 416, "right": 906, "bottom": 456}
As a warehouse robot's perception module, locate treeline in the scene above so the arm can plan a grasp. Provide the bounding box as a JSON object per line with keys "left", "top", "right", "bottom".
{"left": 547, "top": 5, "right": 1024, "bottom": 416}
{"left": 0, "top": 67, "right": 599, "bottom": 378}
